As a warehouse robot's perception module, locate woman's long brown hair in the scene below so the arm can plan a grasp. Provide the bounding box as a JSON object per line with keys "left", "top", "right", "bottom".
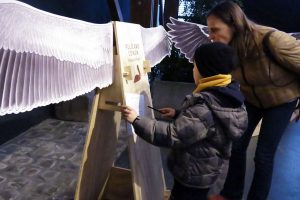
{"left": 207, "top": 1, "right": 258, "bottom": 58}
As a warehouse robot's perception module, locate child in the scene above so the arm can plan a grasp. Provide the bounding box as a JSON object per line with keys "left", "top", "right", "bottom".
{"left": 121, "top": 42, "right": 248, "bottom": 200}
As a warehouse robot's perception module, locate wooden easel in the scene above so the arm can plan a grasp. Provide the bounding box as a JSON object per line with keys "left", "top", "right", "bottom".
{"left": 75, "top": 21, "right": 167, "bottom": 200}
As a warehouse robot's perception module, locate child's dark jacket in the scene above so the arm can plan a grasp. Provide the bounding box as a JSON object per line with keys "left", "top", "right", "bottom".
{"left": 132, "top": 83, "right": 248, "bottom": 189}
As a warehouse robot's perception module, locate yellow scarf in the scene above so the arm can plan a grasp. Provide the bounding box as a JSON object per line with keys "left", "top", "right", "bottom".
{"left": 193, "top": 74, "right": 232, "bottom": 93}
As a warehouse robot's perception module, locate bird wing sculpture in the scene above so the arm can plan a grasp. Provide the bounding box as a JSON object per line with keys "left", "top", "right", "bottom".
{"left": 290, "top": 32, "right": 300, "bottom": 40}
{"left": 167, "top": 17, "right": 211, "bottom": 63}
{"left": 0, "top": 0, "right": 170, "bottom": 115}
{"left": 141, "top": 25, "right": 171, "bottom": 67}
{"left": 167, "top": 17, "right": 300, "bottom": 63}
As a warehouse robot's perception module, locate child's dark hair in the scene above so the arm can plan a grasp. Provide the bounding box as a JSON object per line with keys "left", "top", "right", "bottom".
{"left": 193, "top": 42, "right": 239, "bottom": 77}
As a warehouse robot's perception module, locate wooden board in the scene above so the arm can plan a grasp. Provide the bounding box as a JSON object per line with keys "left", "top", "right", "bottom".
{"left": 75, "top": 93, "right": 121, "bottom": 200}
{"left": 102, "top": 167, "right": 134, "bottom": 200}
{"left": 114, "top": 21, "right": 166, "bottom": 200}
{"left": 75, "top": 54, "right": 123, "bottom": 200}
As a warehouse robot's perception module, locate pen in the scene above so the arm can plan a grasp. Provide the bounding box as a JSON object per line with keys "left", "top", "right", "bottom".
{"left": 147, "top": 106, "right": 163, "bottom": 114}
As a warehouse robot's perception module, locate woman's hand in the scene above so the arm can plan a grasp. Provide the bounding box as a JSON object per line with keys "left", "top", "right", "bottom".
{"left": 291, "top": 108, "right": 300, "bottom": 122}
{"left": 121, "top": 105, "right": 138, "bottom": 123}
{"left": 291, "top": 99, "right": 300, "bottom": 122}
{"left": 159, "top": 107, "right": 176, "bottom": 118}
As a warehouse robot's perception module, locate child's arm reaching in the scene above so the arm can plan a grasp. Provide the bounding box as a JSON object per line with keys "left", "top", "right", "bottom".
{"left": 121, "top": 104, "right": 211, "bottom": 148}
{"left": 121, "top": 105, "right": 178, "bottom": 147}
{"left": 121, "top": 105, "right": 138, "bottom": 123}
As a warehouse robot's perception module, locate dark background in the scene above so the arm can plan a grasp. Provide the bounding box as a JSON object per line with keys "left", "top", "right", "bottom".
{"left": 244, "top": 0, "right": 300, "bottom": 32}
{"left": 19, "top": 0, "right": 130, "bottom": 23}
{"left": 18, "top": 0, "right": 300, "bottom": 32}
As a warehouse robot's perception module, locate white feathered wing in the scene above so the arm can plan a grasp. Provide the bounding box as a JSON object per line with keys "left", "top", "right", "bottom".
{"left": 141, "top": 25, "right": 171, "bottom": 67}
{"left": 0, "top": 0, "right": 170, "bottom": 115}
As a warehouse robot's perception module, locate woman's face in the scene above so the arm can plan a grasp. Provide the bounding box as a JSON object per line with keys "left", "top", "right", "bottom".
{"left": 193, "top": 62, "right": 202, "bottom": 85}
{"left": 207, "top": 15, "right": 234, "bottom": 44}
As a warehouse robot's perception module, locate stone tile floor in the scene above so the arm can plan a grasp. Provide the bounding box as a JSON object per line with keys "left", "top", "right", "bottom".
{"left": 0, "top": 119, "right": 133, "bottom": 200}
{"left": 0, "top": 119, "right": 88, "bottom": 200}
{"left": 0, "top": 118, "right": 132, "bottom": 200}
{"left": 0, "top": 117, "right": 260, "bottom": 200}
{"left": 0, "top": 117, "right": 170, "bottom": 200}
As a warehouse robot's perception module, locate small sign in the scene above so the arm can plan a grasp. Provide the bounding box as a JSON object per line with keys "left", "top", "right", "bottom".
{"left": 125, "top": 93, "right": 145, "bottom": 141}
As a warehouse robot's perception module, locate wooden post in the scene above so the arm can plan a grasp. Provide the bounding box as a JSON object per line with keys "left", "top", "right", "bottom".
{"left": 74, "top": 62, "right": 123, "bottom": 200}
{"left": 152, "top": 0, "right": 159, "bottom": 26}
{"left": 131, "top": 0, "right": 154, "bottom": 27}
{"left": 158, "top": 0, "right": 164, "bottom": 26}
{"left": 107, "top": 0, "right": 124, "bottom": 21}
{"left": 163, "top": 0, "right": 179, "bottom": 28}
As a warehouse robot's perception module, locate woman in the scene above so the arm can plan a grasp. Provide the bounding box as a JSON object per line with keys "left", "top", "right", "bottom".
{"left": 206, "top": 1, "right": 300, "bottom": 200}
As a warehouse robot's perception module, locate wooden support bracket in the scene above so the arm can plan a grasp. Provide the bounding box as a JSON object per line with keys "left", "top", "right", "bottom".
{"left": 143, "top": 60, "right": 151, "bottom": 73}
{"left": 123, "top": 66, "right": 133, "bottom": 80}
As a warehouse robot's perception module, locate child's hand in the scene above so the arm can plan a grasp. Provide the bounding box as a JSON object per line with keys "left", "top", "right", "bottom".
{"left": 159, "top": 107, "right": 176, "bottom": 118}
{"left": 121, "top": 105, "right": 138, "bottom": 123}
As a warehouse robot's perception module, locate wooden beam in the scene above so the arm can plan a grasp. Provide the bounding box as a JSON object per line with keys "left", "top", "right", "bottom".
{"left": 163, "top": 0, "right": 179, "bottom": 28}
{"left": 75, "top": 88, "right": 122, "bottom": 200}
{"left": 152, "top": 0, "right": 159, "bottom": 26}
{"left": 107, "top": 0, "right": 124, "bottom": 21}
{"left": 131, "top": 0, "right": 154, "bottom": 27}
{"left": 158, "top": 0, "right": 164, "bottom": 25}
{"left": 114, "top": 21, "right": 166, "bottom": 200}
{"left": 101, "top": 167, "right": 134, "bottom": 200}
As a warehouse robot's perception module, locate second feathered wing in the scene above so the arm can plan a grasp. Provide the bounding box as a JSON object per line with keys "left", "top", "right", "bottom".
{"left": 141, "top": 25, "right": 172, "bottom": 67}
{"left": 167, "top": 17, "right": 300, "bottom": 63}
{"left": 290, "top": 32, "right": 300, "bottom": 40}
{"left": 167, "top": 17, "right": 211, "bottom": 63}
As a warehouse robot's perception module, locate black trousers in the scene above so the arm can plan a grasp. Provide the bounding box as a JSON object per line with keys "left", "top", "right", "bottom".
{"left": 221, "top": 100, "right": 297, "bottom": 200}
{"left": 169, "top": 179, "right": 209, "bottom": 200}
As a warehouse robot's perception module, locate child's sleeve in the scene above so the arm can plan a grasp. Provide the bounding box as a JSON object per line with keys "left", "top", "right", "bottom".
{"left": 132, "top": 103, "right": 212, "bottom": 148}
{"left": 172, "top": 103, "right": 213, "bottom": 147}
{"left": 132, "top": 117, "right": 180, "bottom": 147}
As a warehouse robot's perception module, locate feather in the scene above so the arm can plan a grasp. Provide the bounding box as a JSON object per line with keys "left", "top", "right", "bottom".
{"left": 0, "top": 0, "right": 113, "bottom": 115}
{"left": 167, "top": 17, "right": 300, "bottom": 63}
{"left": 0, "top": 0, "right": 113, "bottom": 68}
{"left": 0, "top": 48, "right": 112, "bottom": 115}
{"left": 290, "top": 32, "right": 300, "bottom": 40}
{"left": 167, "top": 17, "right": 210, "bottom": 62}
{"left": 141, "top": 25, "right": 171, "bottom": 67}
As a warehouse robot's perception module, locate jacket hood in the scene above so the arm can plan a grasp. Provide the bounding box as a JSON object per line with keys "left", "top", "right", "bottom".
{"left": 209, "top": 101, "right": 248, "bottom": 140}
{"left": 204, "top": 81, "right": 245, "bottom": 107}
{"left": 191, "top": 92, "right": 248, "bottom": 141}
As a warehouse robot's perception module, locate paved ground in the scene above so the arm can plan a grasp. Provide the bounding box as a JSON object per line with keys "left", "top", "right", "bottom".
{"left": 0, "top": 119, "right": 87, "bottom": 200}
{"left": 0, "top": 118, "right": 259, "bottom": 200}
{"left": 0, "top": 118, "right": 138, "bottom": 200}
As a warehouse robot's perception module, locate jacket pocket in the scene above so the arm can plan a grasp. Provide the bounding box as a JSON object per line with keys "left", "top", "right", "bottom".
{"left": 187, "top": 156, "right": 223, "bottom": 187}
{"left": 189, "top": 156, "right": 223, "bottom": 176}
